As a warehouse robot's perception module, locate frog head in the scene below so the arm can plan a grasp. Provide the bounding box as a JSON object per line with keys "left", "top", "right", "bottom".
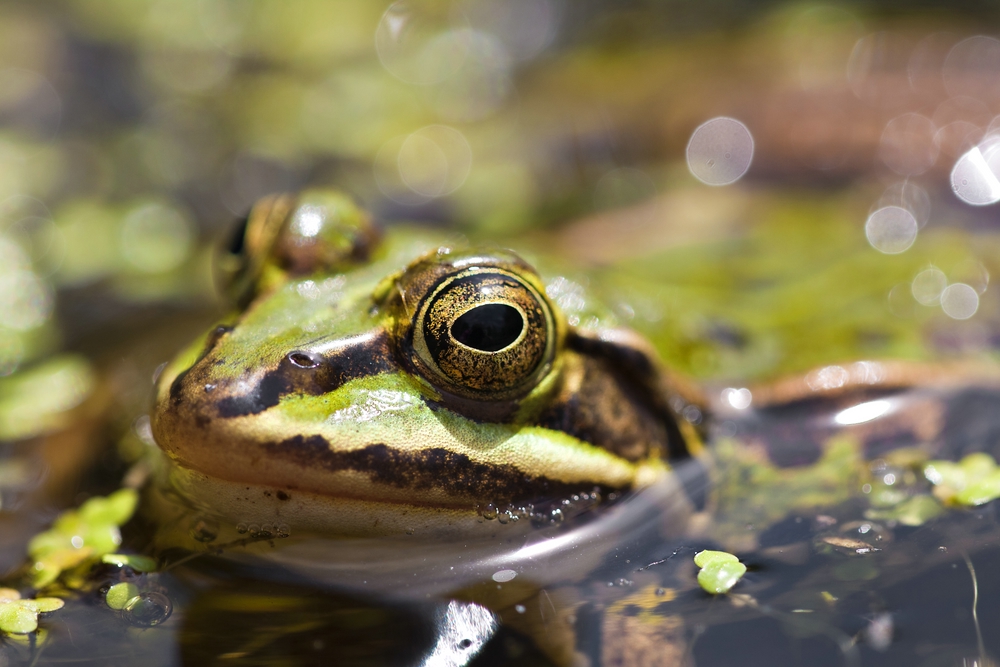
{"left": 151, "top": 190, "right": 701, "bottom": 538}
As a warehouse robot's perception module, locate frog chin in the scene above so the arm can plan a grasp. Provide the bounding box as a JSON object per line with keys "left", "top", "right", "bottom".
{"left": 149, "top": 456, "right": 540, "bottom": 542}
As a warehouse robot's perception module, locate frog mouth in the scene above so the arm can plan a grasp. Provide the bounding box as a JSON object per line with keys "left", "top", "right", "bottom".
{"left": 255, "top": 434, "right": 617, "bottom": 511}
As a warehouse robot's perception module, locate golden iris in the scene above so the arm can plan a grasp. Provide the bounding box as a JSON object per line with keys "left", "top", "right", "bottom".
{"left": 412, "top": 267, "right": 555, "bottom": 399}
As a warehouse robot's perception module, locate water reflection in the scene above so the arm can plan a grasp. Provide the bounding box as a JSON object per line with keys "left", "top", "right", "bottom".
{"left": 420, "top": 601, "right": 497, "bottom": 667}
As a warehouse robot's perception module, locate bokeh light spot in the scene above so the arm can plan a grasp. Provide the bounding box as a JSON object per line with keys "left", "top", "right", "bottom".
{"left": 865, "top": 206, "right": 917, "bottom": 254}
{"left": 878, "top": 113, "right": 938, "bottom": 176}
{"left": 377, "top": 125, "right": 472, "bottom": 202}
{"left": 874, "top": 181, "right": 930, "bottom": 227}
{"left": 951, "top": 136, "right": 1000, "bottom": 206}
{"left": 686, "top": 117, "right": 753, "bottom": 186}
{"left": 463, "top": 0, "right": 560, "bottom": 63}
{"left": 0, "top": 270, "right": 52, "bottom": 332}
{"left": 375, "top": 2, "right": 467, "bottom": 85}
{"left": 940, "top": 283, "right": 980, "bottom": 320}
{"left": 943, "top": 35, "right": 1000, "bottom": 99}
{"left": 426, "top": 29, "right": 512, "bottom": 122}
{"left": 911, "top": 267, "right": 947, "bottom": 306}
{"left": 721, "top": 387, "right": 752, "bottom": 410}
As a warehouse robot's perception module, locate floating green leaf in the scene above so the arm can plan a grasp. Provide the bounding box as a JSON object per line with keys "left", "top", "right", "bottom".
{"left": 17, "top": 598, "right": 64, "bottom": 613}
{"left": 26, "top": 488, "right": 139, "bottom": 588}
{"left": 694, "top": 550, "right": 747, "bottom": 594}
{"left": 102, "top": 554, "right": 157, "bottom": 572}
{"left": 865, "top": 494, "right": 945, "bottom": 526}
{"left": 0, "top": 603, "right": 38, "bottom": 634}
{"left": 925, "top": 453, "right": 1000, "bottom": 507}
{"left": 105, "top": 583, "right": 140, "bottom": 610}
{"left": 694, "top": 550, "right": 740, "bottom": 568}
{"left": 0, "top": 590, "right": 64, "bottom": 635}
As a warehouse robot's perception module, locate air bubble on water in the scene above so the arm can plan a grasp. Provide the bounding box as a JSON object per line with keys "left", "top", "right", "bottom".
{"left": 236, "top": 522, "right": 248, "bottom": 534}
{"left": 191, "top": 517, "right": 219, "bottom": 543}
{"left": 123, "top": 592, "right": 172, "bottom": 627}
{"left": 491, "top": 569, "right": 517, "bottom": 583}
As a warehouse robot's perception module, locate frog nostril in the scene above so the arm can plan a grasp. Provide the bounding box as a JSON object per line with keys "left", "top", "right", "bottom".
{"left": 287, "top": 351, "right": 320, "bottom": 369}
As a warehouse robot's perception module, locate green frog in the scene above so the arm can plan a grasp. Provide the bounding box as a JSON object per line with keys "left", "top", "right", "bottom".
{"left": 143, "top": 190, "right": 1000, "bottom": 666}
{"left": 151, "top": 190, "right": 703, "bottom": 541}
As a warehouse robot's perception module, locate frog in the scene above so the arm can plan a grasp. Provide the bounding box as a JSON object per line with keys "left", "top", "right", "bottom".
{"left": 140, "top": 190, "right": 1000, "bottom": 665}
{"left": 150, "top": 189, "right": 706, "bottom": 544}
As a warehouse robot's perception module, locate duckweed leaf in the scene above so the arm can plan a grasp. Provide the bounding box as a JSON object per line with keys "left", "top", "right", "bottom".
{"left": 955, "top": 471, "right": 1000, "bottom": 506}
{"left": 106, "top": 583, "right": 140, "bottom": 610}
{"left": 694, "top": 550, "right": 747, "bottom": 594}
{"left": 0, "top": 603, "right": 38, "bottom": 634}
{"left": 18, "top": 598, "right": 64, "bottom": 613}
{"left": 80, "top": 489, "right": 138, "bottom": 526}
{"left": 694, "top": 550, "right": 740, "bottom": 568}
{"left": 925, "top": 453, "right": 1000, "bottom": 507}
{"left": 698, "top": 560, "right": 748, "bottom": 594}
{"left": 865, "top": 494, "right": 944, "bottom": 526}
{"left": 26, "top": 488, "right": 139, "bottom": 587}
{"left": 0, "top": 596, "right": 63, "bottom": 635}
{"left": 102, "top": 554, "right": 157, "bottom": 572}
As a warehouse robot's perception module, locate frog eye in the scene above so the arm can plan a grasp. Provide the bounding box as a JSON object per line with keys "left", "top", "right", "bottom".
{"left": 216, "top": 191, "right": 377, "bottom": 306}
{"left": 412, "top": 267, "right": 556, "bottom": 399}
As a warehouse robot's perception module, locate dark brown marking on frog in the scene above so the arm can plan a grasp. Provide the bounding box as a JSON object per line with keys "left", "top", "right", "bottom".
{"left": 262, "top": 435, "right": 614, "bottom": 503}
{"left": 168, "top": 325, "right": 234, "bottom": 407}
{"left": 535, "top": 332, "right": 692, "bottom": 463}
{"left": 276, "top": 490, "right": 290, "bottom": 501}
{"left": 169, "top": 368, "right": 191, "bottom": 407}
{"left": 212, "top": 329, "right": 395, "bottom": 417}
{"left": 421, "top": 393, "right": 521, "bottom": 424}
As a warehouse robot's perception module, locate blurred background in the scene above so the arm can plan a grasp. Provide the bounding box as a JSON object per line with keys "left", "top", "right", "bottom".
{"left": 3, "top": 0, "right": 1000, "bottom": 449}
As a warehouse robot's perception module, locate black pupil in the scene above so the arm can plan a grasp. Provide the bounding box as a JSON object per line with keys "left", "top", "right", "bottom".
{"left": 451, "top": 303, "right": 524, "bottom": 352}
{"left": 226, "top": 212, "right": 251, "bottom": 256}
